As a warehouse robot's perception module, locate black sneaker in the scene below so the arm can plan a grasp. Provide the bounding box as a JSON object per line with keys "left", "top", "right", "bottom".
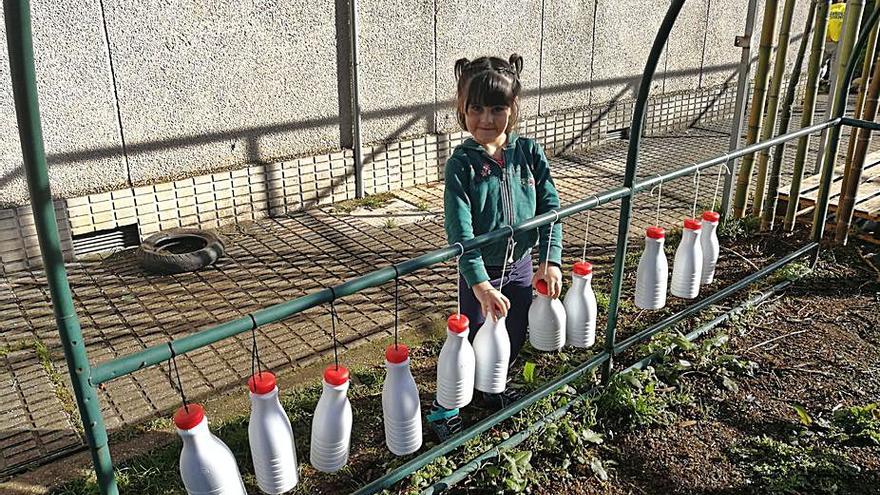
{"left": 427, "top": 401, "right": 463, "bottom": 442}
{"left": 480, "top": 388, "right": 525, "bottom": 411}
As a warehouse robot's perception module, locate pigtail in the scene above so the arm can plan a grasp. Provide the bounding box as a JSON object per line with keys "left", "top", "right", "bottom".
{"left": 454, "top": 58, "right": 470, "bottom": 81}
{"left": 508, "top": 54, "right": 523, "bottom": 77}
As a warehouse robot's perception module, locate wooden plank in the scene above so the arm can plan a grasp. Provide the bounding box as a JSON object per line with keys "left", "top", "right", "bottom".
{"left": 778, "top": 150, "right": 880, "bottom": 199}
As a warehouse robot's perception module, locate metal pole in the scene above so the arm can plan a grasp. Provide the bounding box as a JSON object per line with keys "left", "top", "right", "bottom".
{"left": 785, "top": 0, "right": 832, "bottom": 231}
{"left": 600, "top": 0, "right": 685, "bottom": 384}
{"left": 752, "top": 0, "right": 798, "bottom": 217}
{"left": 349, "top": 0, "right": 365, "bottom": 198}
{"left": 812, "top": 0, "right": 873, "bottom": 253}
{"left": 721, "top": 0, "right": 760, "bottom": 217}
{"left": 762, "top": 2, "right": 818, "bottom": 231}
{"left": 733, "top": 0, "right": 780, "bottom": 217}
{"left": 2, "top": 0, "right": 118, "bottom": 493}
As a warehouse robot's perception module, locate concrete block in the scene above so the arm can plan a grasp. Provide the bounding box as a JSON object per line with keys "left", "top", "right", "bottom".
{"left": 435, "top": 0, "right": 543, "bottom": 134}
{"left": 540, "top": 0, "right": 595, "bottom": 114}
{"left": 0, "top": 0, "right": 127, "bottom": 207}
{"left": 102, "top": 0, "right": 341, "bottom": 186}
{"left": 356, "top": 0, "right": 436, "bottom": 145}
{"left": 663, "top": 0, "right": 708, "bottom": 93}
{"left": 591, "top": 0, "right": 667, "bottom": 104}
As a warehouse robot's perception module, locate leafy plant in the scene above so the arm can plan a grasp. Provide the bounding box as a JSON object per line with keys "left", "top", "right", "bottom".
{"left": 595, "top": 368, "right": 690, "bottom": 430}
{"left": 475, "top": 450, "right": 535, "bottom": 493}
{"left": 730, "top": 436, "right": 859, "bottom": 494}
{"left": 718, "top": 215, "right": 760, "bottom": 240}
{"left": 832, "top": 403, "right": 880, "bottom": 445}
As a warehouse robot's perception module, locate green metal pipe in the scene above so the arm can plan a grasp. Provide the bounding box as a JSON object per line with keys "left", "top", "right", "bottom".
{"left": 90, "top": 117, "right": 841, "bottom": 385}
{"left": 752, "top": 0, "right": 798, "bottom": 217}
{"left": 424, "top": 276, "right": 801, "bottom": 494}
{"left": 601, "top": 0, "right": 685, "bottom": 384}
{"left": 613, "top": 241, "right": 817, "bottom": 354}
{"left": 812, "top": 0, "right": 879, "bottom": 250}
{"left": 2, "top": 0, "right": 118, "bottom": 493}
{"left": 762, "top": 2, "right": 818, "bottom": 231}
{"left": 734, "top": 0, "right": 781, "bottom": 218}
{"left": 351, "top": 352, "right": 611, "bottom": 495}
{"left": 842, "top": 115, "right": 880, "bottom": 129}
{"left": 785, "top": 0, "right": 832, "bottom": 231}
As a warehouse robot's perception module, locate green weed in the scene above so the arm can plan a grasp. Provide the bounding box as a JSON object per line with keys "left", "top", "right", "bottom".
{"left": 730, "top": 436, "right": 859, "bottom": 494}
{"left": 717, "top": 215, "right": 760, "bottom": 240}
{"left": 333, "top": 192, "right": 395, "bottom": 213}
{"left": 595, "top": 368, "right": 690, "bottom": 430}
{"left": 769, "top": 261, "right": 813, "bottom": 284}
{"left": 832, "top": 403, "right": 880, "bottom": 445}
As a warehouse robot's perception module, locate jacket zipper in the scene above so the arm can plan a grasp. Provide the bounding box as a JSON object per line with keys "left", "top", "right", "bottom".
{"left": 498, "top": 149, "right": 515, "bottom": 263}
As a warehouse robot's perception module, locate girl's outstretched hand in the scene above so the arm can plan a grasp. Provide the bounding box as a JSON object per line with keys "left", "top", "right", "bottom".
{"left": 533, "top": 263, "right": 563, "bottom": 298}
{"left": 472, "top": 281, "right": 510, "bottom": 321}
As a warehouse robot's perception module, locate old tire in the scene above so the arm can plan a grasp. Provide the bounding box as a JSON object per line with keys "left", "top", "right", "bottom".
{"left": 136, "top": 229, "right": 225, "bottom": 274}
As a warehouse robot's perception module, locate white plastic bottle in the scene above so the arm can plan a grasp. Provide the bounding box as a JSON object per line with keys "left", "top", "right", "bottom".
{"left": 382, "top": 344, "right": 423, "bottom": 456}
{"left": 247, "top": 371, "right": 298, "bottom": 494}
{"left": 436, "top": 313, "right": 476, "bottom": 409}
{"left": 528, "top": 279, "right": 566, "bottom": 351}
{"left": 700, "top": 211, "right": 720, "bottom": 285}
{"left": 635, "top": 226, "right": 669, "bottom": 310}
{"left": 671, "top": 218, "right": 704, "bottom": 299}
{"left": 310, "top": 365, "right": 352, "bottom": 473}
{"left": 563, "top": 261, "right": 597, "bottom": 348}
{"left": 175, "top": 403, "right": 247, "bottom": 495}
{"left": 472, "top": 315, "right": 510, "bottom": 394}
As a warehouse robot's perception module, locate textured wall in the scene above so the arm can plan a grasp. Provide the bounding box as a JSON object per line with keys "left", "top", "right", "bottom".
{"left": 1, "top": 0, "right": 763, "bottom": 207}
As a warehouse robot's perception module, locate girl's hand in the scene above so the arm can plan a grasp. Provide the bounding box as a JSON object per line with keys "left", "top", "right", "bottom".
{"left": 472, "top": 281, "right": 510, "bottom": 321}
{"left": 533, "top": 263, "right": 563, "bottom": 299}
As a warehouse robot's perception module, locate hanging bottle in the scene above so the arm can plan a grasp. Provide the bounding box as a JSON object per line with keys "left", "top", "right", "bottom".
{"left": 635, "top": 226, "right": 668, "bottom": 310}
{"left": 382, "top": 344, "right": 423, "bottom": 456}
{"left": 310, "top": 365, "right": 352, "bottom": 473}
{"left": 472, "top": 314, "right": 510, "bottom": 394}
{"left": 436, "top": 313, "right": 475, "bottom": 409}
{"left": 700, "top": 211, "right": 720, "bottom": 285}
{"left": 563, "top": 261, "right": 597, "bottom": 348}
{"left": 247, "top": 371, "right": 298, "bottom": 494}
{"left": 528, "top": 279, "right": 566, "bottom": 351}
{"left": 671, "top": 218, "right": 704, "bottom": 299}
{"left": 175, "top": 403, "right": 247, "bottom": 495}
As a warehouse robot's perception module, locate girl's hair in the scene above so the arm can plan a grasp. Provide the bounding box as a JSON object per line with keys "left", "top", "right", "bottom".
{"left": 454, "top": 54, "right": 524, "bottom": 133}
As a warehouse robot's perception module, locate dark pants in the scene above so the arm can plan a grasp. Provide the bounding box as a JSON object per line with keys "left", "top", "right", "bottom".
{"left": 459, "top": 255, "right": 534, "bottom": 365}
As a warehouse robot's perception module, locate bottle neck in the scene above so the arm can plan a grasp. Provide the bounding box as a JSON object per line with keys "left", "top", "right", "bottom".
{"left": 250, "top": 387, "right": 281, "bottom": 410}
{"left": 177, "top": 418, "right": 210, "bottom": 444}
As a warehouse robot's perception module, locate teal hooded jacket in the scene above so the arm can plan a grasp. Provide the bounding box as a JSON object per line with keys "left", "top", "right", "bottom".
{"left": 444, "top": 132, "right": 563, "bottom": 287}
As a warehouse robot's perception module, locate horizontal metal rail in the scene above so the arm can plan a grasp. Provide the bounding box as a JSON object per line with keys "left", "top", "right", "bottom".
{"left": 840, "top": 116, "right": 880, "bottom": 132}
{"left": 90, "top": 120, "right": 839, "bottom": 386}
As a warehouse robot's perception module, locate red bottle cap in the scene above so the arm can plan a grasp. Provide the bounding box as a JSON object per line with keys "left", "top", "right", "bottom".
{"left": 173, "top": 403, "right": 205, "bottom": 430}
{"left": 536, "top": 279, "right": 549, "bottom": 295}
{"left": 386, "top": 344, "right": 410, "bottom": 363}
{"left": 646, "top": 226, "right": 665, "bottom": 239}
{"left": 323, "top": 365, "right": 350, "bottom": 385}
{"left": 684, "top": 218, "right": 702, "bottom": 230}
{"left": 447, "top": 313, "right": 470, "bottom": 333}
{"left": 248, "top": 371, "right": 277, "bottom": 395}
{"left": 573, "top": 261, "right": 593, "bottom": 276}
{"left": 702, "top": 210, "right": 720, "bottom": 223}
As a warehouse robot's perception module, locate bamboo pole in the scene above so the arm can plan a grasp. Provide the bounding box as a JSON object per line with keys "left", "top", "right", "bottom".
{"left": 762, "top": 2, "right": 818, "bottom": 230}
{"left": 786, "top": 1, "right": 832, "bottom": 231}
{"left": 835, "top": 42, "right": 880, "bottom": 242}
{"left": 733, "top": 0, "right": 780, "bottom": 218}
{"left": 752, "top": 0, "right": 798, "bottom": 218}
{"left": 812, "top": 0, "right": 866, "bottom": 239}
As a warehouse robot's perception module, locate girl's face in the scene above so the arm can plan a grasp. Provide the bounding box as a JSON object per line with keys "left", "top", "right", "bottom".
{"left": 465, "top": 103, "right": 512, "bottom": 146}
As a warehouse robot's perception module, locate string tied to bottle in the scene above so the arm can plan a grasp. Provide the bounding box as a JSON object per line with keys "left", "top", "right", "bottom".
{"left": 711, "top": 163, "right": 732, "bottom": 212}
{"left": 452, "top": 242, "right": 465, "bottom": 320}
{"left": 166, "top": 341, "right": 189, "bottom": 414}
{"left": 328, "top": 287, "right": 340, "bottom": 371}
{"left": 650, "top": 180, "right": 664, "bottom": 226}
{"left": 543, "top": 210, "right": 559, "bottom": 275}
{"left": 581, "top": 196, "right": 599, "bottom": 263}
{"left": 498, "top": 226, "right": 516, "bottom": 291}
{"left": 392, "top": 265, "right": 401, "bottom": 350}
{"left": 691, "top": 169, "right": 702, "bottom": 219}
{"left": 248, "top": 314, "right": 264, "bottom": 382}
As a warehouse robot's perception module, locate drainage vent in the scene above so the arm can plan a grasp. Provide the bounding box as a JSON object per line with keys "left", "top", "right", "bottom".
{"left": 606, "top": 127, "right": 629, "bottom": 141}
{"left": 72, "top": 224, "right": 140, "bottom": 256}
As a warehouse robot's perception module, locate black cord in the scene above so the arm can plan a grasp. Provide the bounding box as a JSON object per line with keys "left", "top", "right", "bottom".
{"left": 249, "top": 314, "right": 262, "bottom": 380}
{"left": 393, "top": 266, "right": 400, "bottom": 349}
{"left": 167, "top": 342, "right": 188, "bottom": 413}
{"left": 329, "top": 298, "right": 339, "bottom": 370}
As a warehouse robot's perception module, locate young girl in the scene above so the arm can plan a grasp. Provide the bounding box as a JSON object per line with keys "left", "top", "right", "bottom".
{"left": 428, "top": 54, "right": 564, "bottom": 440}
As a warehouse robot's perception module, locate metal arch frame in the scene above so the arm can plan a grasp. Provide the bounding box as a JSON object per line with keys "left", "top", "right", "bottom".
{"left": 4, "top": 0, "right": 879, "bottom": 492}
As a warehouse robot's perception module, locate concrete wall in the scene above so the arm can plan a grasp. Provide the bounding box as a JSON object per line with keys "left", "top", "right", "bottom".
{"left": 1, "top": 0, "right": 766, "bottom": 208}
